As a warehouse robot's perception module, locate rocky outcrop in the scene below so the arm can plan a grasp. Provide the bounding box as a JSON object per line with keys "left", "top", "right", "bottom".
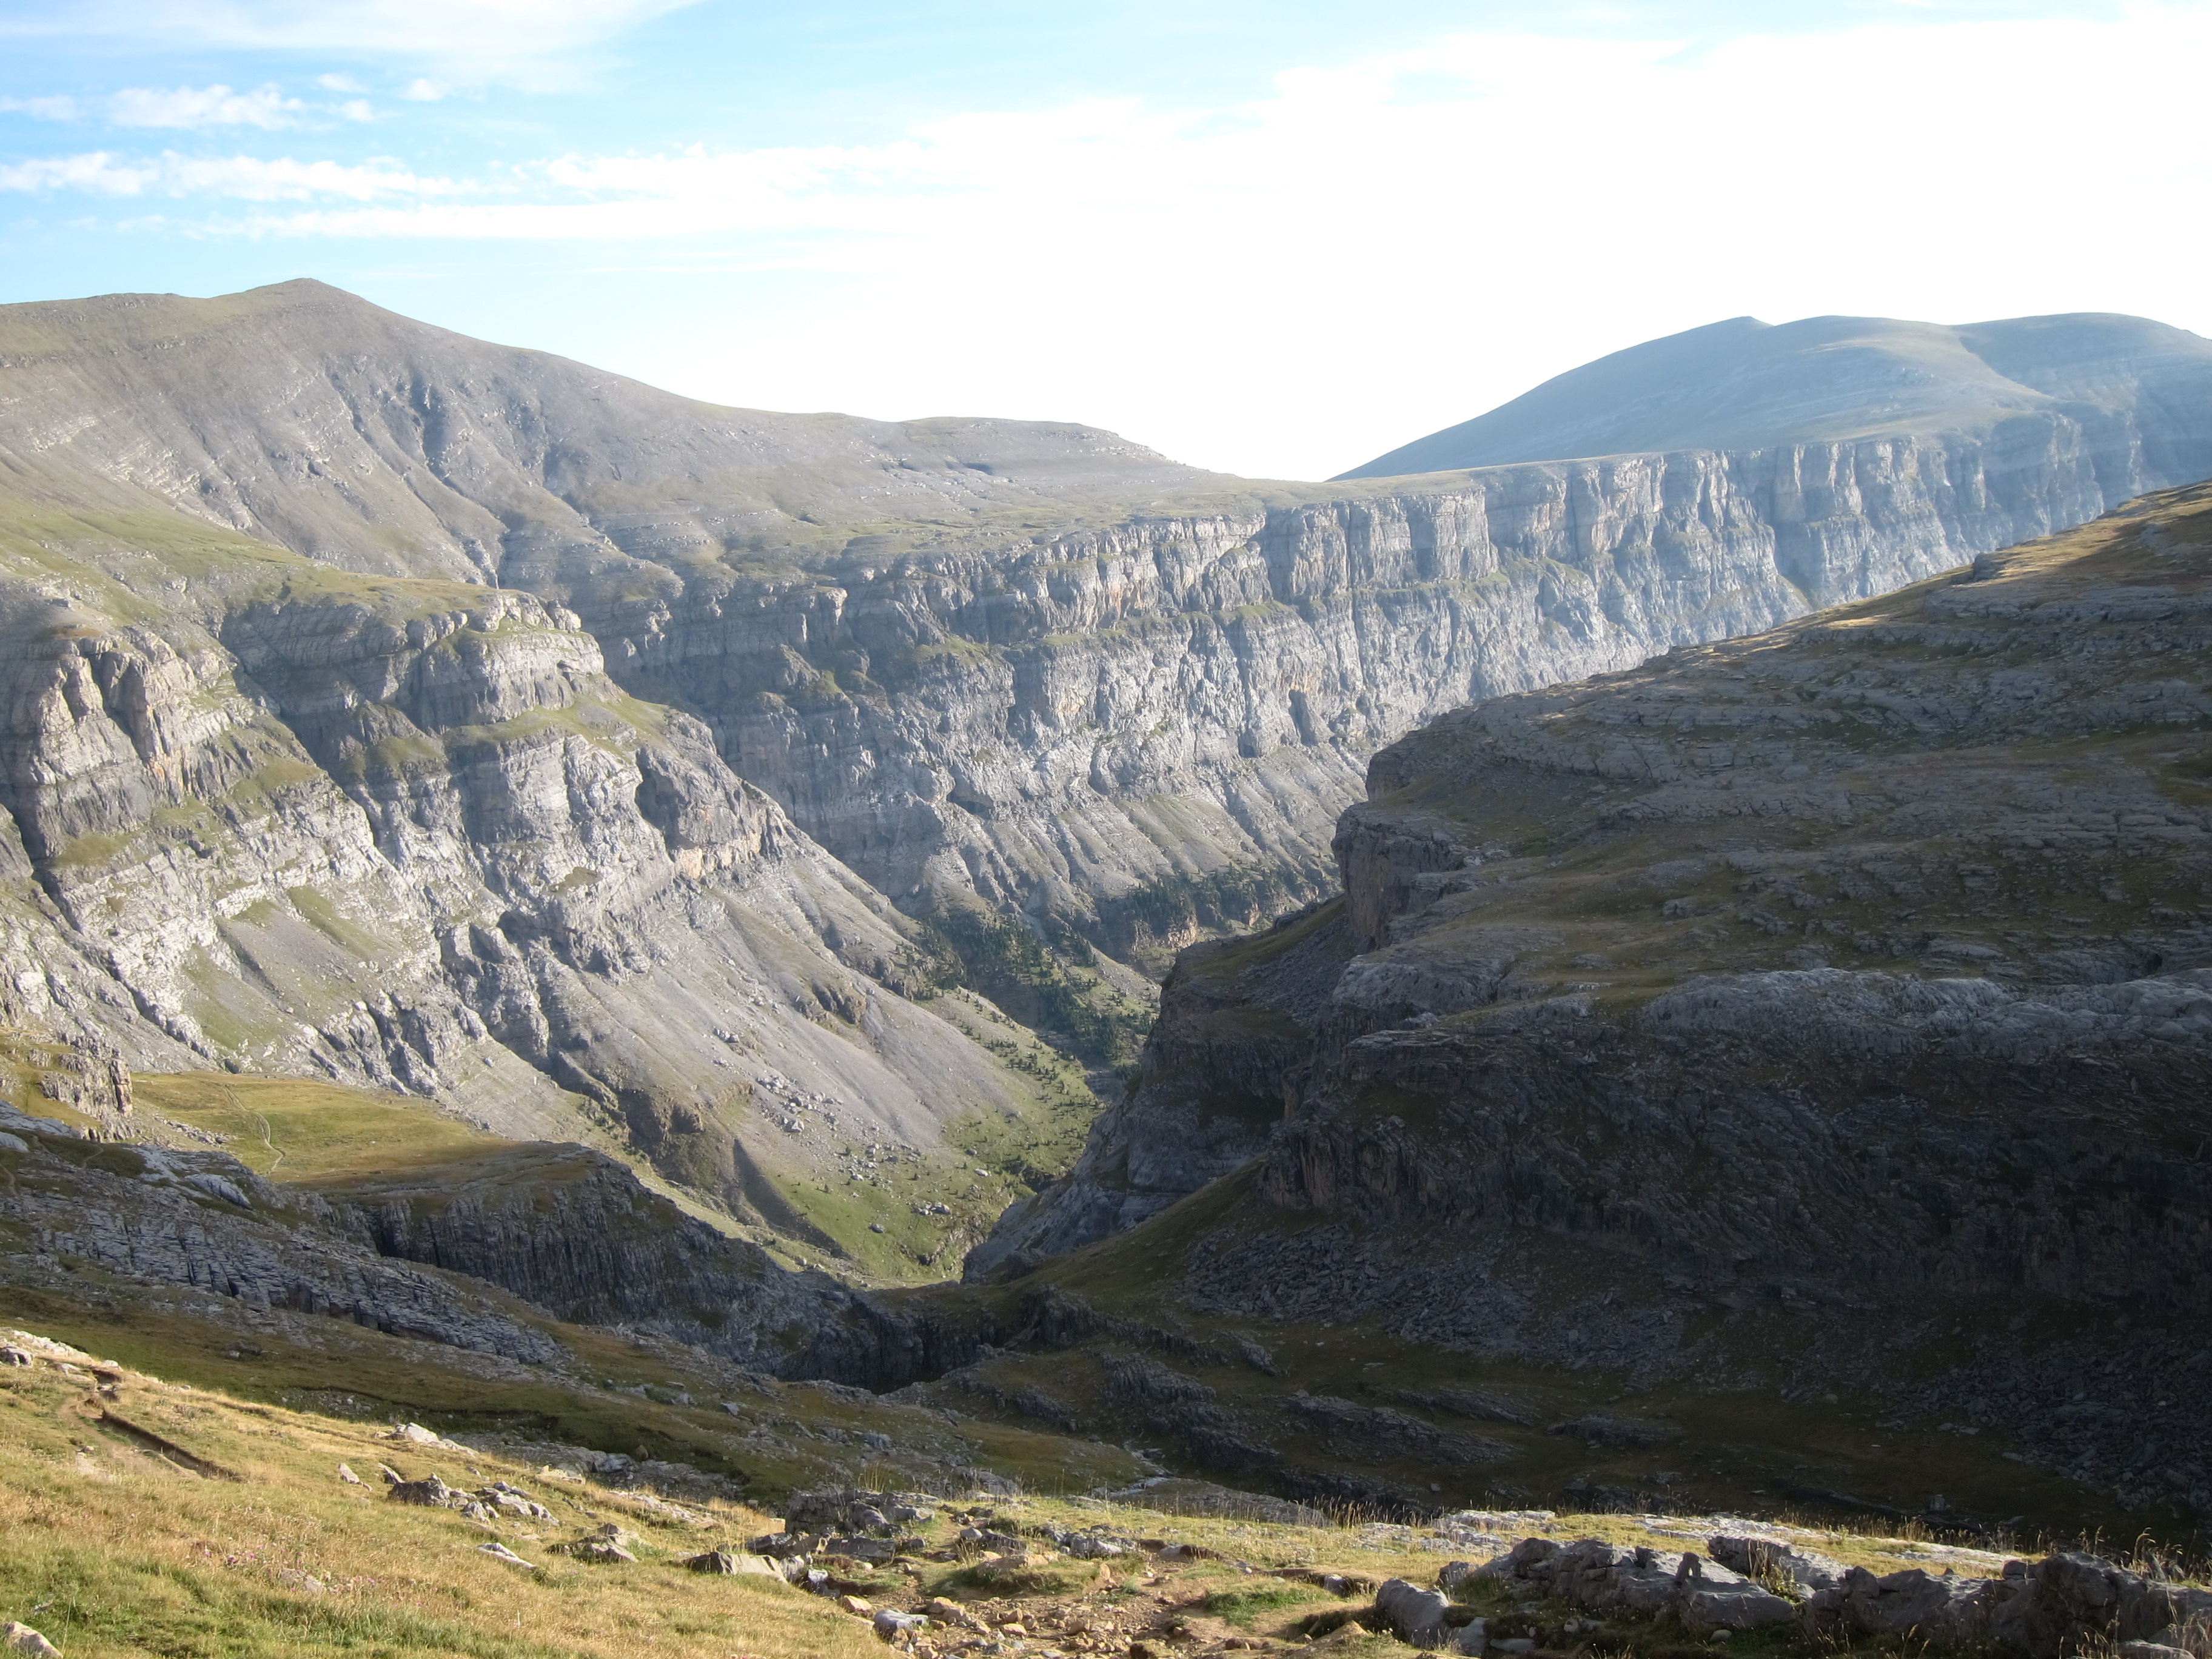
{"left": 1462, "top": 1534, "right": 2212, "bottom": 1658}
{"left": 0, "top": 552, "right": 1047, "bottom": 1222}
{"left": 974, "top": 483, "right": 2212, "bottom": 1517}
{"left": 317, "top": 1139, "right": 903, "bottom": 1378}
{"left": 0, "top": 1102, "right": 563, "bottom": 1362}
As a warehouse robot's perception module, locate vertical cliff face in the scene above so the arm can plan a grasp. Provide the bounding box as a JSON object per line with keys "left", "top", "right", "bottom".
{"left": 1, "top": 280, "right": 2209, "bottom": 1250}
{"left": 959, "top": 483, "right": 2212, "bottom": 1517}
{"left": 614, "top": 417, "right": 2182, "bottom": 942}
{"left": 982, "top": 480, "right": 2212, "bottom": 1287}
{"left": 0, "top": 530, "right": 1047, "bottom": 1238}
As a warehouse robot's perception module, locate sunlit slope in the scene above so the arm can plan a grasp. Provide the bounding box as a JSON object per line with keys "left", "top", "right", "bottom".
{"left": 1339, "top": 310, "right": 2212, "bottom": 477}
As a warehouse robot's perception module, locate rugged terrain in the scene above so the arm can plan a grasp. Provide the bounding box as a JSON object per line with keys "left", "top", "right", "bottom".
{"left": 943, "top": 481, "right": 2212, "bottom": 1526}
{"left": 0, "top": 283, "right": 2205, "bottom": 1241}
{"left": 4, "top": 1323, "right": 2205, "bottom": 1659}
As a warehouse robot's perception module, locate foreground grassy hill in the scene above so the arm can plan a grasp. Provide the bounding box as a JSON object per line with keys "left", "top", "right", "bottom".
{"left": 6, "top": 1324, "right": 2188, "bottom": 1659}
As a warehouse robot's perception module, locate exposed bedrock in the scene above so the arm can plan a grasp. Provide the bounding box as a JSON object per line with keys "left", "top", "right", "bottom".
{"left": 968, "top": 484, "right": 2212, "bottom": 1513}
{"left": 613, "top": 423, "right": 2186, "bottom": 934}
{"left": 0, "top": 565, "right": 1037, "bottom": 1210}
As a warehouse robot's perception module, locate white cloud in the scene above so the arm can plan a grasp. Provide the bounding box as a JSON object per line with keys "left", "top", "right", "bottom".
{"left": 0, "top": 0, "right": 704, "bottom": 82}
{"left": 317, "top": 73, "right": 366, "bottom": 92}
{"left": 0, "top": 149, "right": 453, "bottom": 201}
{"left": 338, "top": 99, "right": 376, "bottom": 121}
{"left": 0, "top": 152, "right": 156, "bottom": 195}
{"left": 109, "top": 82, "right": 304, "bottom": 129}
{"left": 399, "top": 78, "right": 446, "bottom": 101}
{"left": 0, "top": 94, "right": 81, "bottom": 120}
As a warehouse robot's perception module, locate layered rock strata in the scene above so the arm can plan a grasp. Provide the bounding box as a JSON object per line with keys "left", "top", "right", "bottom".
{"left": 970, "top": 483, "right": 2212, "bottom": 1513}
{"left": 1, "top": 281, "right": 2210, "bottom": 1212}
{"left": 7, "top": 284, "right": 2210, "bottom": 958}
{"left": 0, "top": 532, "right": 1043, "bottom": 1220}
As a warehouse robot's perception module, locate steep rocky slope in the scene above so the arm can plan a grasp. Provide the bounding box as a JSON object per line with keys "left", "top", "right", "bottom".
{"left": 2, "top": 281, "right": 2210, "bottom": 1235}
{"left": 0, "top": 504, "right": 1059, "bottom": 1258}
{"left": 1341, "top": 312, "right": 2212, "bottom": 477}
{"left": 949, "top": 483, "right": 2212, "bottom": 1522}
{"left": 9, "top": 285, "right": 2205, "bottom": 959}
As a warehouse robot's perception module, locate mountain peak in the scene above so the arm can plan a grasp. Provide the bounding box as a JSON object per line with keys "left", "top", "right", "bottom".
{"left": 1338, "top": 309, "right": 2212, "bottom": 477}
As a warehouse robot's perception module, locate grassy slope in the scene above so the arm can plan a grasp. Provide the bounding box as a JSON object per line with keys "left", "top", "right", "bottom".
{"left": 4, "top": 1333, "right": 2190, "bottom": 1659}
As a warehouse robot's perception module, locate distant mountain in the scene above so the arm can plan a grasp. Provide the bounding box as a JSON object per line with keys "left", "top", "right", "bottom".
{"left": 1337, "top": 310, "right": 2212, "bottom": 478}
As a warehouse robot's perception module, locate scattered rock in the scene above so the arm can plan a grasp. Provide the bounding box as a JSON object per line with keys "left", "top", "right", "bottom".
{"left": 387, "top": 1475, "right": 461, "bottom": 1507}
{"left": 385, "top": 1422, "right": 461, "bottom": 1449}
{"left": 478, "top": 1543, "right": 540, "bottom": 1570}
{"left": 923, "top": 1597, "right": 986, "bottom": 1630}
{"left": 335, "top": 1463, "right": 363, "bottom": 1486}
{"left": 557, "top": 1538, "right": 638, "bottom": 1564}
{"left": 3, "top": 1623, "right": 62, "bottom": 1657}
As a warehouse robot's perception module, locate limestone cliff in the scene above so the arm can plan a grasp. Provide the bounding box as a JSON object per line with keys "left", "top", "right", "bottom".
{"left": 2, "top": 280, "right": 2210, "bottom": 1234}
{"left": 924, "top": 480, "right": 2212, "bottom": 1530}
{"left": 959, "top": 483, "right": 2212, "bottom": 1519}
{"left": 7, "top": 284, "right": 2207, "bottom": 954}
{"left": 0, "top": 528, "right": 1045, "bottom": 1246}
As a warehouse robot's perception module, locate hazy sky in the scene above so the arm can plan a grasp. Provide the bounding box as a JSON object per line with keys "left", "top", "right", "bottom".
{"left": 2, "top": 0, "right": 2207, "bottom": 480}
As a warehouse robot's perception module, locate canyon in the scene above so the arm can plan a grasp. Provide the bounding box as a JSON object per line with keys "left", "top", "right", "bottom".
{"left": 951, "top": 481, "right": 2212, "bottom": 1521}
{"left": 1, "top": 283, "right": 2205, "bottom": 1236}
{"left": 1, "top": 279, "right": 2208, "bottom": 1530}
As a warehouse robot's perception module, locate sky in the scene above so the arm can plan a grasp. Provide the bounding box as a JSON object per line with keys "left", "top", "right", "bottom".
{"left": 1, "top": 1, "right": 2207, "bottom": 481}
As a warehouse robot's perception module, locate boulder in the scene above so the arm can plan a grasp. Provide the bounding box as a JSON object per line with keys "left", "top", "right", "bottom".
{"left": 557, "top": 1539, "right": 638, "bottom": 1564}
{"left": 874, "top": 1610, "right": 930, "bottom": 1641}
{"left": 1378, "top": 1578, "right": 1454, "bottom": 1648}
{"left": 386, "top": 1475, "right": 460, "bottom": 1507}
{"left": 1828, "top": 1566, "right": 1988, "bottom": 1643}
{"left": 1672, "top": 1554, "right": 1797, "bottom": 1633}
{"left": 3, "top": 1623, "right": 62, "bottom": 1658}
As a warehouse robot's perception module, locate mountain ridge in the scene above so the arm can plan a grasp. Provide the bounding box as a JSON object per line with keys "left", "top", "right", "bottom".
{"left": 2, "top": 279, "right": 2210, "bottom": 1262}
{"left": 1338, "top": 310, "right": 2212, "bottom": 478}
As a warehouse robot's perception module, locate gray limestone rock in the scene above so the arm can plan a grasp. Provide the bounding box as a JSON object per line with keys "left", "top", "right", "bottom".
{"left": 1376, "top": 1578, "right": 1454, "bottom": 1648}
{"left": 6, "top": 281, "right": 2210, "bottom": 1233}
{"left": 979, "top": 483, "right": 2212, "bottom": 1515}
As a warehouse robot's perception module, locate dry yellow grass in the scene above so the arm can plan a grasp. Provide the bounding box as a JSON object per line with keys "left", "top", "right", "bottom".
{"left": 5, "top": 1324, "right": 2173, "bottom": 1659}
{"left": 0, "top": 1333, "right": 881, "bottom": 1659}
